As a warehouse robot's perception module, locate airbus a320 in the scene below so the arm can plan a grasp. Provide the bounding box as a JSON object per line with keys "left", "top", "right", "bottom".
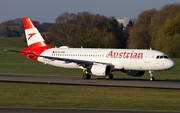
{"left": 10, "top": 17, "right": 175, "bottom": 81}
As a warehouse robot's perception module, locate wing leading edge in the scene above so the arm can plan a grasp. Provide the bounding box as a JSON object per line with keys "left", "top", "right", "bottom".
{"left": 38, "top": 55, "right": 114, "bottom": 67}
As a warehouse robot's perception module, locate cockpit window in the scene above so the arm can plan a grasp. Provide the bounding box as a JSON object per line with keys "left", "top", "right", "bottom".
{"left": 156, "top": 55, "right": 169, "bottom": 59}
{"left": 163, "top": 55, "right": 169, "bottom": 59}
{"left": 156, "top": 56, "right": 160, "bottom": 59}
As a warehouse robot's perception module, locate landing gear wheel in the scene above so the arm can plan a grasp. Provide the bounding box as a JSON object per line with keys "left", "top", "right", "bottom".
{"left": 150, "top": 77, "right": 155, "bottom": 81}
{"left": 82, "top": 74, "right": 91, "bottom": 79}
{"left": 105, "top": 74, "right": 113, "bottom": 79}
{"left": 149, "top": 70, "right": 155, "bottom": 81}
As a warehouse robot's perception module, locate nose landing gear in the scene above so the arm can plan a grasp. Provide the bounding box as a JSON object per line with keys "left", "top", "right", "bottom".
{"left": 149, "top": 70, "right": 155, "bottom": 81}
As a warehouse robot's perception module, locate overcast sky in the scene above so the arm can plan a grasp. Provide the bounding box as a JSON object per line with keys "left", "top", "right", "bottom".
{"left": 0, "top": 0, "right": 179, "bottom": 23}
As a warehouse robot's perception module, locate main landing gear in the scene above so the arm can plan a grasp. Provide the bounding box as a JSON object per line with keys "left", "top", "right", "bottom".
{"left": 82, "top": 69, "right": 91, "bottom": 79}
{"left": 82, "top": 71, "right": 114, "bottom": 80}
{"left": 149, "top": 70, "right": 155, "bottom": 81}
{"left": 105, "top": 74, "right": 114, "bottom": 79}
{"left": 82, "top": 73, "right": 91, "bottom": 79}
{"left": 82, "top": 73, "right": 114, "bottom": 79}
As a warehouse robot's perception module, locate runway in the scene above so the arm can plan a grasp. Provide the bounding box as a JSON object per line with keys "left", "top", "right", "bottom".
{"left": 0, "top": 73, "right": 180, "bottom": 89}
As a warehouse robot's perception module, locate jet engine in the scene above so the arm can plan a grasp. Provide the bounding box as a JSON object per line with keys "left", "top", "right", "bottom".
{"left": 91, "top": 64, "right": 111, "bottom": 76}
{"left": 126, "top": 70, "right": 145, "bottom": 77}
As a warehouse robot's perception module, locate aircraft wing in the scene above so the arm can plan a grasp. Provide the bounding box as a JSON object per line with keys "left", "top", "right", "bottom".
{"left": 38, "top": 55, "right": 113, "bottom": 67}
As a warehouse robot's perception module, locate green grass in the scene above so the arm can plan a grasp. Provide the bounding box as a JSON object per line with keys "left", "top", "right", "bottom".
{"left": 0, "top": 37, "right": 26, "bottom": 47}
{"left": 0, "top": 82, "right": 180, "bottom": 110}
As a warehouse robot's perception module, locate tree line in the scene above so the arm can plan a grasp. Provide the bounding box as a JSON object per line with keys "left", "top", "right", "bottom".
{"left": 0, "top": 3, "right": 180, "bottom": 57}
{"left": 0, "top": 18, "right": 52, "bottom": 37}
{"left": 44, "top": 12, "right": 128, "bottom": 48}
{"left": 128, "top": 3, "right": 180, "bottom": 58}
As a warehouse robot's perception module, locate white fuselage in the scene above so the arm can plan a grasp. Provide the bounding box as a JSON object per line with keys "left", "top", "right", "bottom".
{"left": 37, "top": 47, "right": 174, "bottom": 71}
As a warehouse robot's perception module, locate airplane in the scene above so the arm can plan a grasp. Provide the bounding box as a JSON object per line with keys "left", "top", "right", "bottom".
{"left": 9, "top": 17, "right": 175, "bottom": 81}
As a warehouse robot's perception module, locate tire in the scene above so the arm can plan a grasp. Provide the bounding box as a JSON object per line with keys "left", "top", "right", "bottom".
{"left": 82, "top": 74, "right": 91, "bottom": 79}
{"left": 105, "top": 74, "right": 113, "bottom": 79}
{"left": 150, "top": 77, "right": 155, "bottom": 81}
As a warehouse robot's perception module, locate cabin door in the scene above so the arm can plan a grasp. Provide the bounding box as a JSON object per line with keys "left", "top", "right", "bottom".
{"left": 144, "top": 53, "right": 150, "bottom": 63}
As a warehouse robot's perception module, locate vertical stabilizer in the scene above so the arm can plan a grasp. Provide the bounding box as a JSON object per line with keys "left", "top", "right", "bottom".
{"left": 22, "top": 17, "right": 50, "bottom": 49}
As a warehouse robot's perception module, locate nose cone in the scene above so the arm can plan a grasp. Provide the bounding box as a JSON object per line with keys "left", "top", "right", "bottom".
{"left": 166, "top": 59, "right": 175, "bottom": 69}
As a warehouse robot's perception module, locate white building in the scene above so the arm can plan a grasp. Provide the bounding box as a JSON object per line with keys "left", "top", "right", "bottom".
{"left": 117, "top": 17, "right": 135, "bottom": 27}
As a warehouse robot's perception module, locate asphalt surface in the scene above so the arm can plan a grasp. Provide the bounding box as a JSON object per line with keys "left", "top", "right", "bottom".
{"left": 0, "top": 73, "right": 180, "bottom": 89}
{"left": 0, "top": 73, "right": 180, "bottom": 113}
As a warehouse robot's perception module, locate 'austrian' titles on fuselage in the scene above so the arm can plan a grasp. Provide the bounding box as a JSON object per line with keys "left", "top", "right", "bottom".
{"left": 106, "top": 50, "right": 143, "bottom": 59}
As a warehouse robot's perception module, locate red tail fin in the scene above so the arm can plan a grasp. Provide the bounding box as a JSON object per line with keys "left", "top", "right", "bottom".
{"left": 19, "top": 17, "right": 51, "bottom": 61}
{"left": 22, "top": 17, "right": 50, "bottom": 49}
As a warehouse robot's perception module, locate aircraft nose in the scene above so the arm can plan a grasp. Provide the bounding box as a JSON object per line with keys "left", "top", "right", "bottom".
{"left": 167, "top": 59, "right": 175, "bottom": 69}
